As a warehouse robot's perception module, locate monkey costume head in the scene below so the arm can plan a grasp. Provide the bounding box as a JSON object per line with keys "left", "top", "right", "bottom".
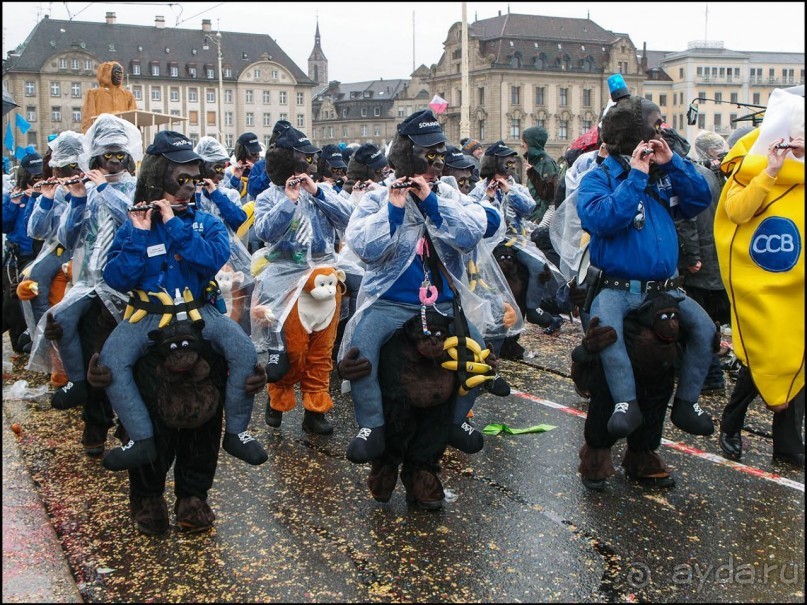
{"left": 600, "top": 94, "right": 663, "bottom": 157}
{"left": 387, "top": 109, "right": 447, "bottom": 181}
{"left": 135, "top": 130, "right": 203, "bottom": 204}
{"left": 264, "top": 126, "right": 320, "bottom": 187}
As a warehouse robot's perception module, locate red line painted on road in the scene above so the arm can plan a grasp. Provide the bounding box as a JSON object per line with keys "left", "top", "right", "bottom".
{"left": 510, "top": 389, "right": 804, "bottom": 493}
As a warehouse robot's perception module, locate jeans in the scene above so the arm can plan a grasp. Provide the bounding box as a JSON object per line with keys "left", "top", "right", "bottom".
{"left": 512, "top": 247, "right": 547, "bottom": 310}
{"left": 591, "top": 287, "right": 715, "bottom": 404}
{"left": 27, "top": 247, "right": 71, "bottom": 323}
{"left": 100, "top": 304, "right": 257, "bottom": 441}
{"left": 346, "top": 298, "right": 485, "bottom": 428}
{"left": 53, "top": 293, "right": 97, "bottom": 380}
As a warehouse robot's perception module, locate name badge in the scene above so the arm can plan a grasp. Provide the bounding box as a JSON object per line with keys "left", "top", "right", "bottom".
{"left": 669, "top": 195, "right": 679, "bottom": 207}
{"left": 147, "top": 243, "right": 167, "bottom": 257}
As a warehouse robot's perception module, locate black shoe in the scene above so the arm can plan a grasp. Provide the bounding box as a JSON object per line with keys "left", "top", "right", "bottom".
{"left": 719, "top": 431, "right": 742, "bottom": 460}
{"left": 222, "top": 431, "right": 268, "bottom": 465}
{"left": 447, "top": 421, "right": 484, "bottom": 454}
{"left": 265, "top": 403, "right": 282, "bottom": 428}
{"left": 302, "top": 410, "right": 334, "bottom": 435}
{"left": 607, "top": 399, "right": 643, "bottom": 439}
{"left": 670, "top": 397, "right": 715, "bottom": 436}
{"left": 542, "top": 315, "right": 563, "bottom": 335}
{"left": 17, "top": 330, "right": 32, "bottom": 354}
{"left": 772, "top": 451, "right": 805, "bottom": 468}
{"left": 525, "top": 307, "right": 553, "bottom": 328}
{"left": 346, "top": 427, "right": 385, "bottom": 463}
{"left": 581, "top": 476, "right": 606, "bottom": 491}
{"left": 82, "top": 423, "right": 110, "bottom": 457}
{"left": 484, "top": 375, "right": 511, "bottom": 397}
{"left": 626, "top": 473, "right": 676, "bottom": 488}
{"left": 102, "top": 437, "right": 157, "bottom": 471}
{"left": 51, "top": 380, "right": 88, "bottom": 410}
{"left": 701, "top": 382, "right": 725, "bottom": 395}
{"left": 265, "top": 350, "right": 289, "bottom": 383}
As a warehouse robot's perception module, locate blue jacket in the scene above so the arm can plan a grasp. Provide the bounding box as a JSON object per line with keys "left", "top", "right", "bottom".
{"left": 195, "top": 187, "right": 247, "bottom": 231}
{"left": 2, "top": 193, "right": 37, "bottom": 257}
{"left": 103, "top": 206, "right": 230, "bottom": 302}
{"left": 247, "top": 159, "right": 271, "bottom": 199}
{"left": 577, "top": 153, "right": 711, "bottom": 281}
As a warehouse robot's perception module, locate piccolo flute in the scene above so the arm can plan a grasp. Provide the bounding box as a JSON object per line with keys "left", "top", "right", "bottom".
{"left": 389, "top": 180, "right": 415, "bottom": 190}
{"left": 286, "top": 177, "right": 305, "bottom": 187}
{"left": 352, "top": 181, "right": 369, "bottom": 191}
{"left": 9, "top": 190, "right": 26, "bottom": 199}
{"left": 128, "top": 201, "right": 198, "bottom": 212}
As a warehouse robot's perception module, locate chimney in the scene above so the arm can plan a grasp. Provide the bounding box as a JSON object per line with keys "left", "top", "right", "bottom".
{"left": 155, "top": 15, "right": 165, "bottom": 29}
{"left": 105, "top": 12, "right": 116, "bottom": 24}
{"left": 202, "top": 19, "right": 212, "bottom": 32}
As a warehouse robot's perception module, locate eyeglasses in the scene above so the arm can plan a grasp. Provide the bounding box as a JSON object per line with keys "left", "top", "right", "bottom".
{"left": 176, "top": 175, "right": 204, "bottom": 187}
{"left": 456, "top": 178, "right": 470, "bottom": 187}
{"left": 633, "top": 202, "right": 646, "bottom": 230}
{"left": 103, "top": 152, "right": 127, "bottom": 161}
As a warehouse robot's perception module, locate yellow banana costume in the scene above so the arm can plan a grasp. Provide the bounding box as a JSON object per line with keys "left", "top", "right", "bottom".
{"left": 237, "top": 200, "right": 255, "bottom": 240}
{"left": 715, "top": 128, "right": 805, "bottom": 408}
{"left": 442, "top": 335, "right": 495, "bottom": 395}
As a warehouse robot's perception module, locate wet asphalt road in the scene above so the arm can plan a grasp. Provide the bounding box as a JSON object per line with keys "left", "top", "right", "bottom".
{"left": 2, "top": 321, "right": 804, "bottom": 603}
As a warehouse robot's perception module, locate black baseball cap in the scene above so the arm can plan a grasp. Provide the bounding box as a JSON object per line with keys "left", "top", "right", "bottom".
{"left": 146, "top": 130, "right": 201, "bottom": 163}
{"left": 275, "top": 127, "right": 321, "bottom": 154}
{"left": 397, "top": 109, "right": 446, "bottom": 147}
{"left": 20, "top": 153, "right": 43, "bottom": 175}
{"left": 484, "top": 140, "right": 518, "bottom": 157}
{"left": 321, "top": 144, "right": 348, "bottom": 169}
{"left": 444, "top": 145, "right": 475, "bottom": 169}
{"left": 236, "top": 132, "right": 262, "bottom": 154}
{"left": 352, "top": 143, "right": 387, "bottom": 170}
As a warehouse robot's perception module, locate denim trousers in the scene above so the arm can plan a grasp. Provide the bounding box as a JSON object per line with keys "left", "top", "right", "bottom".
{"left": 53, "top": 293, "right": 97, "bottom": 380}
{"left": 99, "top": 304, "right": 257, "bottom": 441}
{"left": 512, "top": 247, "right": 547, "bottom": 310}
{"left": 347, "top": 298, "right": 485, "bottom": 428}
{"left": 591, "top": 287, "right": 715, "bottom": 404}
{"left": 27, "top": 247, "right": 71, "bottom": 323}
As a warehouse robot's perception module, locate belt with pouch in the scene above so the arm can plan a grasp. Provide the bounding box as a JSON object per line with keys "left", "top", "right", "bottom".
{"left": 600, "top": 276, "right": 681, "bottom": 294}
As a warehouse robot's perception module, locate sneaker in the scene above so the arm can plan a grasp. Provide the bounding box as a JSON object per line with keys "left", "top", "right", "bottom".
{"left": 102, "top": 437, "right": 158, "bottom": 471}
{"left": 447, "top": 421, "right": 484, "bottom": 454}
{"left": 542, "top": 315, "right": 563, "bottom": 335}
{"left": 130, "top": 495, "right": 169, "bottom": 536}
{"left": 525, "top": 307, "right": 553, "bottom": 328}
{"left": 82, "top": 423, "right": 110, "bottom": 457}
{"left": 670, "top": 398, "right": 715, "bottom": 436}
{"left": 346, "top": 427, "right": 385, "bottom": 463}
{"left": 607, "top": 400, "right": 643, "bottom": 439}
{"left": 51, "top": 380, "right": 88, "bottom": 410}
{"left": 302, "top": 410, "right": 334, "bottom": 435}
{"left": 175, "top": 496, "right": 216, "bottom": 532}
{"left": 718, "top": 431, "right": 742, "bottom": 460}
{"left": 265, "top": 403, "right": 283, "bottom": 428}
{"left": 222, "top": 431, "right": 268, "bottom": 465}
{"left": 265, "top": 350, "right": 289, "bottom": 383}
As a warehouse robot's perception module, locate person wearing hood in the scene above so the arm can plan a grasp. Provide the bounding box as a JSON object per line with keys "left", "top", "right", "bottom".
{"left": 81, "top": 61, "right": 137, "bottom": 133}
{"left": 521, "top": 126, "right": 559, "bottom": 225}
{"left": 577, "top": 76, "right": 716, "bottom": 441}
{"left": 714, "top": 88, "right": 804, "bottom": 467}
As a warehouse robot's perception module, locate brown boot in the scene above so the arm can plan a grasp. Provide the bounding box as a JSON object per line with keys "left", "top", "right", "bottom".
{"left": 402, "top": 469, "right": 445, "bottom": 510}
{"left": 130, "top": 496, "right": 169, "bottom": 535}
{"left": 175, "top": 496, "right": 216, "bottom": 532}
{"left": 81, "top": 422, "right": 109, "bottom": 457}
{"left": 367, "top": 461, "right": 398, "bottom": 502}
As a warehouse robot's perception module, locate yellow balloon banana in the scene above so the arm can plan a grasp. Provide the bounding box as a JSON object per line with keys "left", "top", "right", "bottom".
{"left": 128, "top": 289, "right": 150, "bottom": 324}
{"left": 182, "top": 287, "right": 203, "bottom": 322}
{"left": 441, "top": 359, "right": 492, "bottom": 374}
{"left": 149, "top": 290, "right": 174, "bottom": 328}
{"left": 442, "top": 336, "right": 483, "bottom": 357}
{"left": 459, "top": 373, "right": 493, "bottom": 396}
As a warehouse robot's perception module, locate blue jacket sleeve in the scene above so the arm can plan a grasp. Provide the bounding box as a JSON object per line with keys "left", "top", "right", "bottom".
{"left": 2, "top": 194, "right": 20, "bottom": 233}
{"left": 659, "top": 153, "right": 712, "bottom": 220}
{"left": 163, "top": 214, "right": 231, "bottom": 277}
{"left": 204, "top": 188, "right": 247, "bottom": 230}
{"left": 103, "top": 221, "right": 149, "bottom": 293}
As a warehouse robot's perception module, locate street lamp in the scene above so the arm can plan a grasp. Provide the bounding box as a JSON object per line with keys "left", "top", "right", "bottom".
{"left": 205, "top": 31, "right": 224, "bottom": 141}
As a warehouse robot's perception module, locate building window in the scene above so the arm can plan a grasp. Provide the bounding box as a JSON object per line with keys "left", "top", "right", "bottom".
{"left": 342, "top": 108, "right": 348, "bottom": 118}
{"left": 645, "top": 93, "right": 653, "bottom": 102}
{"left": 50, "top": 82, "right": 61, "bottom": 97}
{"left": 583, "top": 119, "right": 593, "bottom": 131}
{"left": 206, "top": 89, "right": 215, "bottom": 103}
{"left": 535, "top": 119, "right": 544, "bottom": 128}
{"left": 510, "top": 118, "right": 520, "bottom": 138}
{"left": 374, "top": 126, "right": 381, "bottom": 137}
{"left": 730, "top": 92, "right": 738, "bottom": 103}
{"left": 133, "top": 87, "right": 142, "bottom": 101}
{"left": 582, "top": 89, "right": 592, "bottom": 106}
{"left": 297, "top": 92, "right": 305, "bottom": 105}
{"left": 361, "top": 107, "right": 368, "bottom": 117}
{"left": 374, "top": 106, "right": 381, "bottom": 117}
{"left": 559, "top": 88, "right": 568, "bottom": 106}
{"left": 151, "top": 87, "right": 161, "bottom": 101}
{"left": 246, "top": 112, "right": 254, "bottom": 126}
{"left": 51, "top": 107, "right": 62, "bottom": 122}
{"left": 342, "top": 127, "right": 349, "bottom": 138}
{"left": 72, "top": 108, "right": 81, "bottom": 123}
{"left": 189, "top": 66, "right": 197, "bottom": 78}
{"left": 24, "top": 81, "right": 35, "bottom": 96}
{"left": 254, "top": 68, "right": 261, "bottom": 79}
{"left": 715, "top": 92, "right": 722, "bottom": 103}
{"left": 263, "top": 90, "right": 271, "bottom": 104}
{"left": 224, "top": 67, "right": 233, "bottom": 78}
{"left": 753, "top": 92, "right": 760, "bottom": 104}
{"left": 189, "top": 88, "right": 198, "bottom": 102}
{"left": 170, "top": 88, "right": 180, "bottom": 102}
{"left": 730, "top": 113, "right": 738, "bottom": 125}
{"left": 558, "top": 120, "right": 568, "bottom": 140}
{"left": 271, "top": 70, "right": 279, "bottom": 79}
{"left": 479, "top": 120, "right": 485, "bottom": 140}
{"left": 673, "top": 115, "right": 678, "bottom": 130}
{"left": 698, "top": 113, "right": 706, "bottom": 129}
{"left": 170, "top": 109, "right": 180, "bottom": 117}
{"left": 59, "top": 58, "right": 67, "bottom": 69}
{"left": 397, "top": 106, "right": 406, "bottom": 117}
{"left": 714, "top": 114, "right": 722, "bottom": 128}
{"left": 26, "top": 107, "right": 36, "bottom": 122}
{"left": 264, "top": 135, "right": 272, "bottom": 148}
{"left": 361, "top": 125, "right": 369, "bottom": 136}
{"left": 297, "top": 114, "right": 305, "bottom": 128}
{"left": 71, "top": 58, "right": 79, "bottom": 70}
{"left": 189, "top": 111, "right": 199, "bottom": 126}
{"left": 279, "top": 112, "right": 288, "bottom": 122}
{"left": 225, "top": 134, "right": 234, "bottom": 148}
{"left": 535, "top": 87, "right": 544, "bottom": 105}
{"left": 679, "top": 67, "right": 684, "bottom": 79}
{"left": 207, "top": 68, "right": 215, "bottom": 79}
{"left": 659, "top": 94, "right": 667, "bottom": 106}
{"left": 151, "top": 63, "right": 160, "bottom": 77}
{"left": 207, "top": 111, "right": 216, "bottom": 126}
{"left": 328, "top": 126, "right": 334, "bottom": 139}
{"left": 279, "top": 91, "right": 287, "bottom": 105}
{"left": 132, "top": 63, "right": 141, "bottom": 76}
{"left": 225, "top": 111, "right": 233, "bottom": 126}
{"left": 510, "top": 86, "right": 521, "bottom": 106}
{"left": 245, "top": 90, "right": 254, "bottom": 104}
{"left": 84, "top": 60, "right": 93, "bottom": 71}
{"left": 170, "top": 65, "right": 178, "bottom": 77}
{"left": 71, "top": 82, "right": 82, "bottom": 97}
{"left": 263, "top": 113, "right": 272, "bottom": 127}
{"left": 225, "top": 89, "right": 233, "bottom": 104}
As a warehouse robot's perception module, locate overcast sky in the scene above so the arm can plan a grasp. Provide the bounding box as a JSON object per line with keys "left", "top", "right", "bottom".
{"left": 2, "top": 2, "right": 804, "bottom": 82}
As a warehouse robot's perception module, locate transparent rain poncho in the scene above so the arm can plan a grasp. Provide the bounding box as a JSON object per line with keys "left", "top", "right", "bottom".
{"left": 47, "top": 130, "right": 90, "bottom": 172}
{"left": 250, "top": 183, "right": 355, "bottom": 353}
{"left": 194, "top": 136, "right": 230, "bottom": 163}
{"left": 85, "top": 113, "right": 143, "bottom": 163}
{"left": 693, "top": 130, "right": 730, "bottom": 163}
{"left": 337, "top": 181, "right": 490, "bottom": 362}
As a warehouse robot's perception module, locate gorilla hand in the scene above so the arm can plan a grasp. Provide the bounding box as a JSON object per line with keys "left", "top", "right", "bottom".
{"left": 86, "top": 353, "right": 113, "bottom": 388}
{"left": 582, "top": 317, "right": 617, "bottom": 354}
{"left": 245, "top": 363, "right": 268, "bottom": 395}
{"left": 337, "top": 347, "right": 372, "bottom": 380}
{"left": 43, "top": 312, "right": 63, "bottom": 341}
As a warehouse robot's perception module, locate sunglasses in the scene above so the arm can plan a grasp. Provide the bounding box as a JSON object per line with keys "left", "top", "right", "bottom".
{"left": 103, "top": 152, "right": 127, "bottom": 161}
{"left": 176, "top": 175, "right": 204, "bottom": 187}
{"left": 633, "top": 202, "right": 645, "bottom": 230}
{"left": 456, "top": 177, "right": 470, "bottom": 187}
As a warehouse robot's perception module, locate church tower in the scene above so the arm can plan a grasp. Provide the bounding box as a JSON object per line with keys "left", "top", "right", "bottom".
{"left": 308, "top": 19, "right": 328, "bottom": 84}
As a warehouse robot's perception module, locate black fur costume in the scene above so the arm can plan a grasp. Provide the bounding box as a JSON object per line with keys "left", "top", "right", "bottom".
{"left": 493, "top": 243, "right": 528, "bottom": 360}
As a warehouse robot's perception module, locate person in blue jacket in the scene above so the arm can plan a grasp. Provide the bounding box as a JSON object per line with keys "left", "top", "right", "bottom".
{"left": 98, "top": 131, "right": 267, "bottom": 470}
{"left": 577, "top": 91, "right": 717, "bottom": 440}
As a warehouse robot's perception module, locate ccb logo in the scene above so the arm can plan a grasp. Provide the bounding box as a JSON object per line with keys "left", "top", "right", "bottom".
{"left": 749, "top": 217, "right": 801, "bottom": 272}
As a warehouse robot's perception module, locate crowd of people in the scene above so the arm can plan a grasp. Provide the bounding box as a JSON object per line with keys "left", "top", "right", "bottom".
{"left": 2, "top": 70, "right": 803, "bottom": 534}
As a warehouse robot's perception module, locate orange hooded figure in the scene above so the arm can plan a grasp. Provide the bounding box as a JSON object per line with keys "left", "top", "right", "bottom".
{"left": 81, "top": 61, "right": 137, "bottom": 132}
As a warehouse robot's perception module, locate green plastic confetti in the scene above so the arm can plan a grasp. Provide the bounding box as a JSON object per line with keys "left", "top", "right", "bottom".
{"left": 482, "top": 423, "right": 556, "bottom": 436}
